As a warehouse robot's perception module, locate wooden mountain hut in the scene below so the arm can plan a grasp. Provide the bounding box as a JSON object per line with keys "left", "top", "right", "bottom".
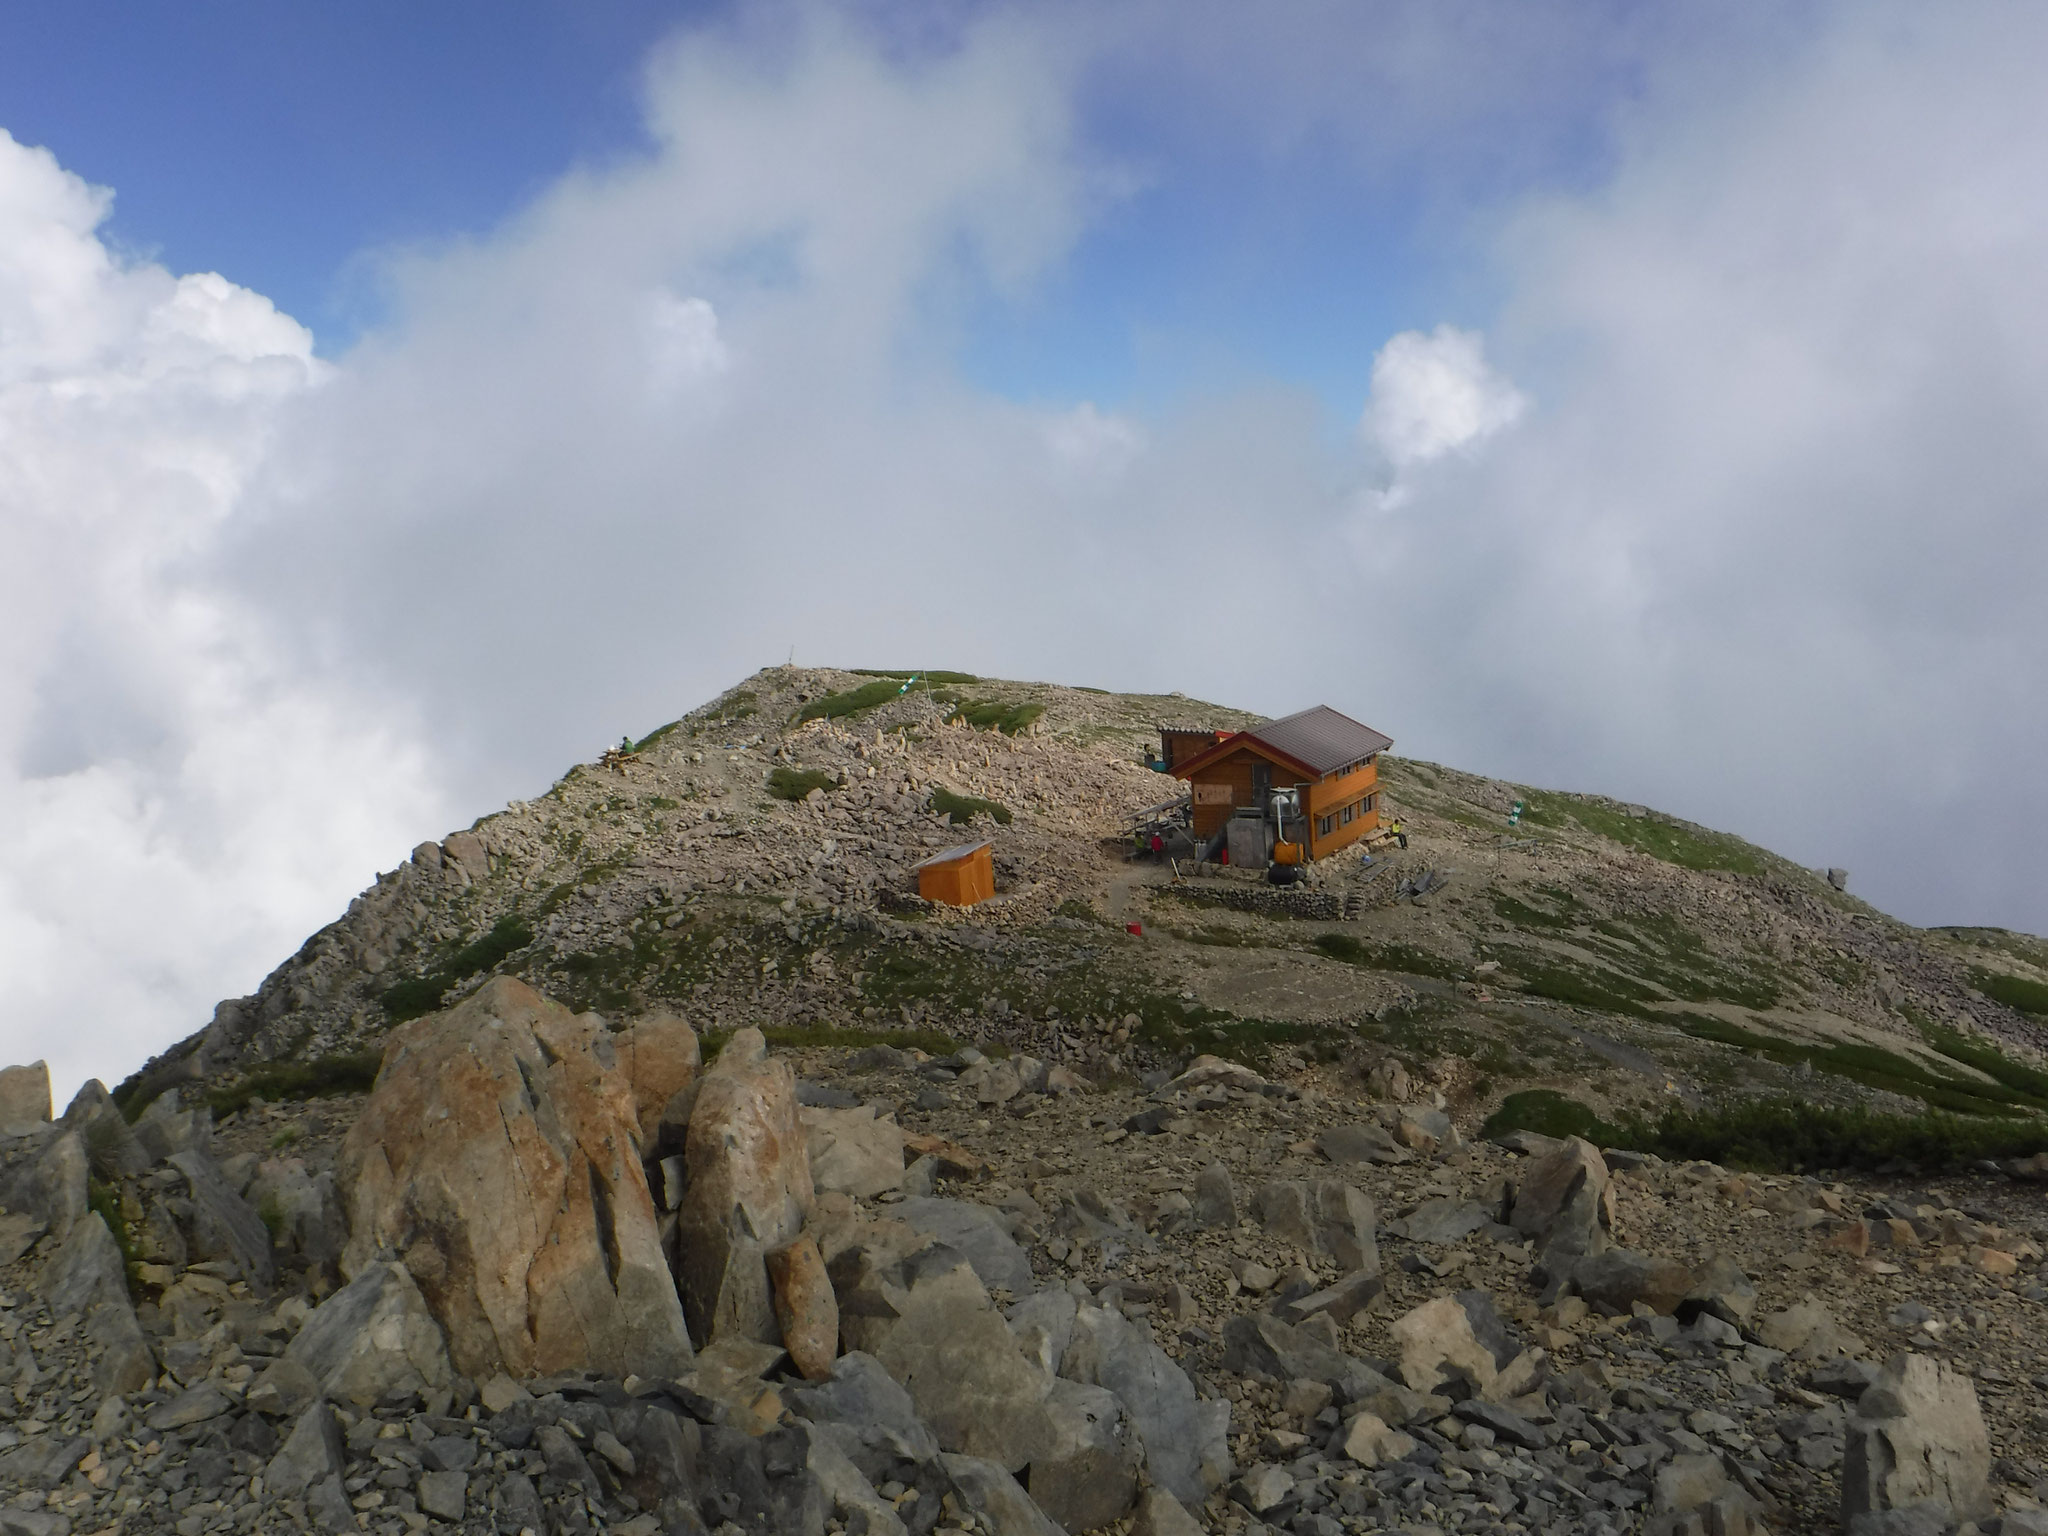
{"left": 1167, "top": 705, "right": 1392, "bottom": 863}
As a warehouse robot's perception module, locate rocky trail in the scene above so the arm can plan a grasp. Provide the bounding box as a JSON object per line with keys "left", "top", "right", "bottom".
{"left": 7, "top": 665, "right": 2048, "bottom": 1535}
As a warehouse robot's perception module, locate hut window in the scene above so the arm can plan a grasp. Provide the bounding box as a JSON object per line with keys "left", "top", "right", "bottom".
{"left": 1318, "top": 815, "right": 1333, "bottom": 836}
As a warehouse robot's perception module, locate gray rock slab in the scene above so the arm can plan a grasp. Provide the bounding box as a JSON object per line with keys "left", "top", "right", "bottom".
{"left": 940, "top": 1453, "right": 1065, "bottom": 1536}
{"left": 1390, "top": 1197, "right": 1491, "bottom": 1245}
{"left": 417, "top": 1469, "right": 468, "bottom": 1521}
{"left": 267, "top": 1403, "right": 347, "bottom": 1497}
{"left": 168, "top": 1147, "right": 274, "bottom": 1290}
{"left": 283, "top": 1261, "right": 451, "bottom": 1407}
{"left": 145, "top": 1382, "right": 237, "bottom": 1432}
{"left": 791, "top": 1350, "right": 942, "bottom": 1475}
{"left": 895, "top": 1198, "right": 1035, "bottom": 1295}
{"left": 1029, "top": 1377, "right": 1142, "bottom": 1533}
{"left": 41, "top": 1212, "right": 127, "bottom": 1315}
{"left": 1065, "top": 1303, "right": 1231, "bottom": 1506}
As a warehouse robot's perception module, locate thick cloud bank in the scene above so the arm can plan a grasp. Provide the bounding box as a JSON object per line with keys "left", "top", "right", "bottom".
{"left": 7, "top": 3, "right": 2048, "bottom": 1102}
{"left": 0, "top": 132, "right": 447, "bottom": 1105}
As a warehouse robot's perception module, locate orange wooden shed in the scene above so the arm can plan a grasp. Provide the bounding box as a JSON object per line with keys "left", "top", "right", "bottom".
{"left": 913, "top": 840, "right": 996, "bottom": 907}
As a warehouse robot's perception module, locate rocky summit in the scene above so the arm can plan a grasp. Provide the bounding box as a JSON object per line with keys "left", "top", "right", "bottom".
{"left": 6, "top": 664, "right": 2048, "bottom": 1536}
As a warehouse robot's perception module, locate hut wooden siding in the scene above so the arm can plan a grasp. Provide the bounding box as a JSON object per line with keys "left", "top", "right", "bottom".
{"left": 1172, "top": 705, "right": 1391, "bottom": 863}
{"left": 914, "top": 841, "right": 995, "bottom": 906}
{"left": 1159, "top": 727, "right": 1228, "bottom": 770}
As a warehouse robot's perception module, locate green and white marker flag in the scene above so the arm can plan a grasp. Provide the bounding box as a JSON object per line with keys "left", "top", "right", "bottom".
{"left": 1509, "top": 799, "right": 1524, "bottom": 827}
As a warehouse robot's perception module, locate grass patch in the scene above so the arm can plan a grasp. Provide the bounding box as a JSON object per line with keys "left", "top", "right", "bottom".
{"left": 1519, "top": 791, "right": 1771, "bottom": 877}
{"left": 768, "top": 766, "right": 840, "bottom": 801}
{"left": 1480, "top": 1089, "right": 1617, "bottom": 1144}
{"left": 205, "top": 1051, "right": 384, "bottom": 1118}
{"left": 1677, "top": 1016, "right": 2048, "bottom": 1117}
{"left": 949, "top": 699, "right": 1045, "bottom": 735}
{"left": 930, "top": 786, "right": 1013, "bottom": 825}
{"left": 797, "top": 679, "right": 933, "bottom": 722}
{"left": 849, "top": 669, "right": 980, "bottom": 684}
{"left": 87, "top": 1179, "right": 147, "bottom": 1298}
{"left": 1618, "top": 1098, "right": 2048, "bottom": 1174}
{"left": 1314, "top": 932, "right": 1465, "bottom": 981}
{"left": 1498, "top": 954, "right": 1659, "bottom": 1017}
{"left": 1972, "top": 968, "right": 2048, "bottom": 1017}
{"left": 630, "top": 718, "right": 687, "bottom": 751}
{"left": 1918, "top": 1022, "right": 2048, "bottom": 1099}
{"left": 380, "top": 914, "right": 535, "bottom": 1021}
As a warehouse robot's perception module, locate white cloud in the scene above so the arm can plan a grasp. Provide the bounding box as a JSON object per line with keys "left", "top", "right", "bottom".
{"left": 0, "top": 130, "right": 447, "bottom": 1107}
{"left": 1362, "top": 324, "right": 1526, "bottom": 469}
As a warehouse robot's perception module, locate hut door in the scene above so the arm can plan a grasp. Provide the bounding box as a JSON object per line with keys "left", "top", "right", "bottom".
{"left": 1251, "top": 762, "right": 1271, "bottom": 818}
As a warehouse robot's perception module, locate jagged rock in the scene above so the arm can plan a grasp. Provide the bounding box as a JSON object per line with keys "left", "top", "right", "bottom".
{"left": 1390, "top": 1197, "right": 1492, "bottom": 1245}
{"left": 245, "top": 1158, "right": 346, "bottom": 1267}
{"left": 1061, "top": 1302, "right": 1232, "bottom": 1507}
{"left": 1193, "top": 1162, "right": 1239, "bottom": 1228}
{"left": 340, "top": 976, "right": 693, "bottom": 1378}
{"left": 1340, "top": 1411, "right": 1416, "bottom": 1466}
{"left": 1008, "top": 1288, "right": 1078, "bottom": 1375}
{"left": 266, "top": 1403, "right": 347, "bottom": 1497}
{"left": 60, "top": 1080, "right": 150, "bottom": 1179}
{"left": 615, "top": 1011, "right": 701, "bottom": 1148}
{"left": 941, "top": 1453, "right": 1066, "bottom": 1536}
{"left": 0, "top": 1434, "right": 88, "bottom": 1493}
{"left": 1155, "top": 1055, "right": 1269, "bottom": 1098}
{"left": 1842, "top": 1353, "right": 1991, "bottom": 1526}
{"left": 0, "top": 1061, "right": 50, "bottom": 1131}
{"left": 0, "top": 1209, "right": 44, "bottom": 1264}
{"left": 767, "top": 1233, "right": 839, "bottom": 1381}
{"left": 1275, "top": 1270, "right": 1383, "bottom": 1328}
{"left": 802, "top": 1104, "right": 906, "bottom": 1199}
{"left": 1567, "top": 1248, "right": 1693, "bottom": 1316}
{"left": 1316, "top": 1122, "right": 1410, "bottom": 1166}
{"left": 146, "top": 1382, "right": 236, "bottom": 1431}
{"left": 698, "top": 1425, "right": 828, "bottom": 1535}
{"left": 306, "top": 1473, "right": 357, "bottom": 1535}
{"left": 805, "top": 1430, "right": 910, "bottom": 1536}
{"left": 1683, "top": 1253, "right": 1758, "bottom": 1325}
{"left": 674, "top": 1337, "right": 790, "bottom": 1435}
{"left": 1508, "top": 1136, "right": 1613, "bottom": 1257}
{"left": 678, "top": 1025, "right": 815, "bottom": 1348}
{"left": 871, "top": 1247, "right": 1053, "bottom": 1472}
{"left": 0, "top": 1128, "right": 86, "bottom": 1233}
{"left": 246, "top": 1355, "right": 321, "bottom": 1417}
{"left": 86, "top": 1290, "right": 156, "bottom": 1396}
{"left": 1253, "top": 1179, "right": 1377, "bottom": 1274}
{"left": 1756, "top": 1299, "right": 1865, "bottom": 1359}
{"left": 1388, "top": 1294, "right": 1502, "bottom": 1395}
{"left": 896, "top": 1197, "right": 1035, "bottom": 1295}
{"left": 790, "top": 1350, "right": 943, "bottom": 1477}
{"left": 1221, "top": 1312, "right": 1376, "bottom": 1392}
{"left": 1394, "top": 1106, "right": 1456, "bottom": 1152}
{"left": 131, "top": 1091, "right": 208, "bottom": 1165}
{"left": 282, "top": 1261, "right": 451, "bottom": 1406}
{"left": 41, "top": 1212, "right": 127, "bottom": 1315}
{"left": 417, "top": 1469, "right": 469, "bottom": 1521}
{"left": 1030, "top": 1378, "right": 1142, "bottom": 1533}
{"left": 168, "top": 1147, "right": 275, "bottom": 1290}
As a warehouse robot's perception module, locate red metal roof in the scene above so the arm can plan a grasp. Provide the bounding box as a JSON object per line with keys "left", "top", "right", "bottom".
{"left": 1170, "top": 705, "right": 1391, "bottom": 782}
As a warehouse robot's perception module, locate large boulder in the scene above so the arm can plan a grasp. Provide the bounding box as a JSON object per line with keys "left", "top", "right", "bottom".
{"left": 1507, "top": 1136, "right": 1613, "bottom": 1257}
{"left": 613, "top": 1012, "right": 701, "bottom": 1149}
{"left": 281, "top": 1261, "right": 451, "bottom": 1407}
{"left": 1060, "top": 1302, "right": 1231, "bottom": 1508}
{"left": 804, "top": 1106, "right": 906, "bottom": 1200}
{"left": 339, "top": 977, "right": 693, "bottom": 1380}
{"left": 0, "top": 1062, "right": 52, "bottom": 1133}
{"left": 59, "top": 1080, "right": 149, "bottom": 1178}
{"left": 169, "top": 1148, "right": 275, "bottom": 1290}
{"left": 1842, "top": 1353, "right": 1991, "bottom": 1527}
{"left": 1253, "top": 1180, "right": 1378, "bottom": 1274}
{"left": 677, "top": 1028, "right": 815, "bottom": 1347}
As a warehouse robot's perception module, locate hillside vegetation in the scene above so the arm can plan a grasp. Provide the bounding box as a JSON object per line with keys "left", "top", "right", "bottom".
{"left": 121, "top": 665, "right": 2048, "bottom": 1172}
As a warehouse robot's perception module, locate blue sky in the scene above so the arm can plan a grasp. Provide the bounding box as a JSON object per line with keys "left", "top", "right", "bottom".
{"left": 7, "top": 2, "right": 2048, "bottom": 1101}
{"left": 0, "top": 2, "right": 1631, "bottom": 417}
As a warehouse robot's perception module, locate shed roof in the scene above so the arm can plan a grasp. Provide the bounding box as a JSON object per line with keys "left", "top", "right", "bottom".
{"left": 911, "top": 840, "right": 993, "bottom": 872}
{"left": 1169, "top": 704, "right": 1392, "bottom": 782}
{"left": 1250, "top": 706, "right": 1393, "bottom": 776}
